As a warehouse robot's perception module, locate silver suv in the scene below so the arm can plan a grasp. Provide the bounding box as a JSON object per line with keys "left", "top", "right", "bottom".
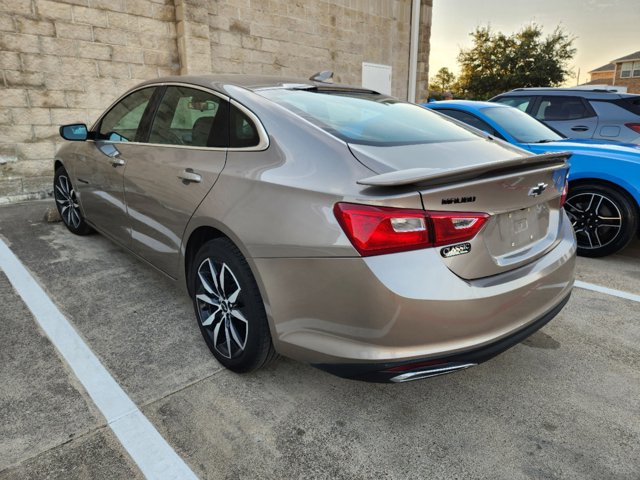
{"left": 490, "top": 88, "right": 640, "bottom": 144}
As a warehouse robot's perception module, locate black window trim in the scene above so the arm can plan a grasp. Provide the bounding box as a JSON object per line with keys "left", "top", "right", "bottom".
{"left": 137, "top": 85, "right": 165, "bottom": 143}
{"left": 88, "top": 82, "right": 269, "bottom": 152}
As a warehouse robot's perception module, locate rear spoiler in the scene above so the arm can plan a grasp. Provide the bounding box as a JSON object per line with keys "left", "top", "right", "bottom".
{"left": 357, "top": 152, "right": 571, "bottom": 187}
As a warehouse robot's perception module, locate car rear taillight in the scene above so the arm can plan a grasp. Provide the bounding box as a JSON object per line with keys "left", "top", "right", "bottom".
{"left": 333, "top": 203, "right": 489, "bottom": 256}
{"left": 428, "top": 211, "right": 490, "bottom": 247}
{"left": 625, "top": 123, "right": 640, "bottom": 134}
{"left": 560, "top": 180, "right": 569, "bottom": 208}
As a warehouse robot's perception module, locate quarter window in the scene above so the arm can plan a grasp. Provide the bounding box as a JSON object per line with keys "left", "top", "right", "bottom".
{"left": 98, "top": 87, "right": 155, "bottom": 142}
{"left": 230, "top": 105, "right": 260, "bottom": 148}
{"left": 149, "top": 86, "right": 229, "bottom": 147}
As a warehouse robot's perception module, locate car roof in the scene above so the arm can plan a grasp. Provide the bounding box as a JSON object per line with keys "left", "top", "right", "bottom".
{"left": 133, "top": 75, "right": 377, "bottom": 96}
{"left": 494, "top": 88, "right": 639, "bottom": 100}
{"left": 425, "top": 100, "right": 505, "bottom": 110}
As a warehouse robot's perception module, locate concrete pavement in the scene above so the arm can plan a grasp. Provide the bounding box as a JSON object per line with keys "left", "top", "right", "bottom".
{"left": 0, "top": 199, "right": 638, "bottom": 479}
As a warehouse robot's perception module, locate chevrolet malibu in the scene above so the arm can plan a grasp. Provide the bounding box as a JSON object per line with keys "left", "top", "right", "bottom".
{"left": 55, "top": 76, "right": 576, "bottom": 382}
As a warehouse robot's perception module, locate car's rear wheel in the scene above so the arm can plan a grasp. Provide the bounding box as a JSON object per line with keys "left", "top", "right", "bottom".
{"left": 191, "top": 238, "right": 276, "bottom": 372}
{"left": 54, "top": 166, "right": 93, "bottom": 235}
{"left": 564, "top": 183, "right": 638, "bottom": 257}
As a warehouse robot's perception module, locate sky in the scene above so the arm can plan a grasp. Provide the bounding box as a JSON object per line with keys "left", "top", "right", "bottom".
{"left": 429, "top": 0, "right": 640, "bottom": 85}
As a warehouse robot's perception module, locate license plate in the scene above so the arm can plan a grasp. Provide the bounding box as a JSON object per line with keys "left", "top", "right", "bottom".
{"left": 497, "top": 205, "right": 549, "bottom": 249}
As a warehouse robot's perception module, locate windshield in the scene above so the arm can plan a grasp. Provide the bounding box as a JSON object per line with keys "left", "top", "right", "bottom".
{"left": 258, "top": 89, "right": 481, "bottom": 146}
{"left": 481, "top": 106, "right": 563, "bottom": 143}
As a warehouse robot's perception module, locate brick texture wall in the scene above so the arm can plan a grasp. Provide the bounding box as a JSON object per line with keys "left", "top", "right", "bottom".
{"left": 1, "top": 0, "right": 431, "bottom": 203}
{"left": 614, "top": 68, "right": 640, "bottom": 94}
{"left": 589, "top": 71, "right": 614, "bottom": 83}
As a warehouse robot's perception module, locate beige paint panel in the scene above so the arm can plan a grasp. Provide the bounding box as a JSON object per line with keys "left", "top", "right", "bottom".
{"left": 124, "top": 144, "right": 226, "bottom": 278}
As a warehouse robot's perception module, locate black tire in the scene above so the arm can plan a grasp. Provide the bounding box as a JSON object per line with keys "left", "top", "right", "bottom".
{"left": 54, "top": 166, "right": 93, "bottom": 235}
{"left": 564, "top": 183, "right": 638, "bottom": 257}
{"left": 191, "top": 237, "right": 276, "bottom": 373}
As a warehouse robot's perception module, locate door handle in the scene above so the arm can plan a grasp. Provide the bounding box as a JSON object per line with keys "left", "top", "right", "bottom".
{"left": 178, "top": 169, "right": 202, "bottom": 184}
{"left": 571, "top": 126, "right": 589, "bottom": 132}
{"left": 111, "top": 157, "right": 125, "bottom": 167}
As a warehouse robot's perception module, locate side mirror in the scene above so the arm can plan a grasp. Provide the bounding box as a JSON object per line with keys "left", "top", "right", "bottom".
{"left": 60, "top": 123, "right": 88, "bottom": 141}
{"left": 107, "top": 131, "right": 129, "bottom": 142}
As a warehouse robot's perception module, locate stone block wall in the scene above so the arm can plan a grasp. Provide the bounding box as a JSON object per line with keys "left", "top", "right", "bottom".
{"left": 1, "top": 0, "right": 431, "bottom": 203}
{"left": 0, "top": 0, "right": 179, "bottom": 203}
{"left": 203, "top": 0, "right": 417, "bottom": 99}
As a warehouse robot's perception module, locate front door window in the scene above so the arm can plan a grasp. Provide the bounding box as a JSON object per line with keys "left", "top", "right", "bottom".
{"left": 97, "top": 88, "right": 155, "bottom": 142}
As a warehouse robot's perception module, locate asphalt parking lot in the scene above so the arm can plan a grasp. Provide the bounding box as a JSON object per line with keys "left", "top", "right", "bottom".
{"left": 1, "top": 199, "right": 639, "bottom": 480}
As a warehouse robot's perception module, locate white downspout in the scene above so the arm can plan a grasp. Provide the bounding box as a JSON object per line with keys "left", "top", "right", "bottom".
{"left": 408, "top": 0, "right": 420, "bottom": 103}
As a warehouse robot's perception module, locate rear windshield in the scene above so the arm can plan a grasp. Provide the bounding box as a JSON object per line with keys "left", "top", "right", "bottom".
{"left": 481, "top": 106, "right": 563, "bottom": 143}
{"left": 257, "top": 89, "right": 480, "bottom": 146}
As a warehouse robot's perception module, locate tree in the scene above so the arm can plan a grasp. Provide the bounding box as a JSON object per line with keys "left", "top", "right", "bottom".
{"left": 457, "top": 24, "right": 576, "bottom": 99}
{"left": 429, "top": 67, "right": 457, "bottom": 94}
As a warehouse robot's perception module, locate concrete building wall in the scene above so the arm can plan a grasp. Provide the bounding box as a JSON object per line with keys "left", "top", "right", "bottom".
{"left": 0, "top": 0, "right": 431, "bottom": 203}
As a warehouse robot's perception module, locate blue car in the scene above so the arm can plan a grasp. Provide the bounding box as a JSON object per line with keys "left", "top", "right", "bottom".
{"left": 423, "top": 100, "right": 640, "bottom": 257}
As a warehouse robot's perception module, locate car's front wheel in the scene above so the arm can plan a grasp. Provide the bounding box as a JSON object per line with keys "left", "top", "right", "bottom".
{"left": 54, "top": 166, "right": 93, "bottom": 235}
{"left": 191, "top": 237, "right": 276, "bottom": 372}
{"left": 564, "top": 183, "right": 638, "bottom": 257}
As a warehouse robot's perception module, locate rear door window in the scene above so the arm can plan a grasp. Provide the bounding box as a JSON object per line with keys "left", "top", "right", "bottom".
{"left": 148, "top": 86, "right": 229, "bottom": 147}
{"left": 533, "top": 96, "right": 595, "bottom": 121}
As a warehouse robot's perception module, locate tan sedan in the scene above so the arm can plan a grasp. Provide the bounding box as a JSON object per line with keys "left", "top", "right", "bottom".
{"left": 55, "top": 75, "right": 575, "bottom": 382}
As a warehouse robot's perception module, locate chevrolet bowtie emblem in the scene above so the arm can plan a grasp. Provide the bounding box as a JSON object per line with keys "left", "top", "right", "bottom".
{"left": 528, "top": 182, "right": 548, "bottom": 197}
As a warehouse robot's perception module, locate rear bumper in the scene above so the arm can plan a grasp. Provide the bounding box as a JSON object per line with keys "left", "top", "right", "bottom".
{"left": 253, "top": 214, "right": 575, "bottom": 367}
{"left": 314, "top": 291, "right": 571, "bottom": 383}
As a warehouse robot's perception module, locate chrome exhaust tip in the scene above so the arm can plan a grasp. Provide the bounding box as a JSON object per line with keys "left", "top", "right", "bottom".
{"left": 389, "top": 362, "right": 477, "bottom": 383}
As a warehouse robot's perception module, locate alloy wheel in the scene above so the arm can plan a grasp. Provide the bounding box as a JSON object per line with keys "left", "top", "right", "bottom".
{"left": 54, "top": 174, "right": 81, "bottom": 229}
{"left": 565, "top": 192, "right": 622, "bottom": 250}
{"left": 195, "top": 258, "right": 249, "bottom": 359}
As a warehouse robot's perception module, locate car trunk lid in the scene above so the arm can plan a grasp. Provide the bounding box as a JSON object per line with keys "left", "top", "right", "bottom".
{"left": 349, "top": 141, "right": 571, "bottom": 280}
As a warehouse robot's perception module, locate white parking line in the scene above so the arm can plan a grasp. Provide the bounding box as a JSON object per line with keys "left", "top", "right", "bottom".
{"left": 0, "top": 239, "right": 198, "bottom": 480}
{"left": 575, "top": 280, "right": 640, "bottom": 303}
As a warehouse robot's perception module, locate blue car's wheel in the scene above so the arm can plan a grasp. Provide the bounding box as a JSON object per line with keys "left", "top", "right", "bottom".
{"left": 565, "top": 183, "right": 638, "bottom": 257}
